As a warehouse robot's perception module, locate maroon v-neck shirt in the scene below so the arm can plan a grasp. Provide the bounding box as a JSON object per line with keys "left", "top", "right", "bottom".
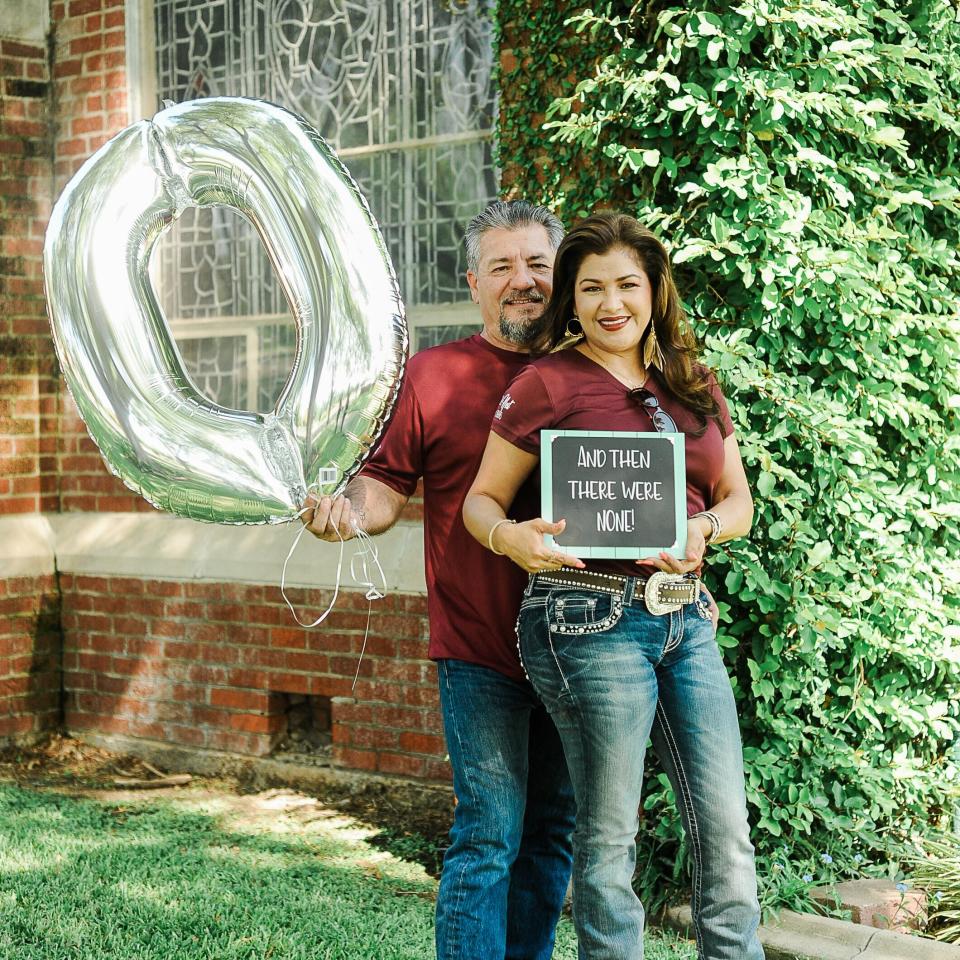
{"left": 492, "top": 348, "right": 734, "bottom": 579}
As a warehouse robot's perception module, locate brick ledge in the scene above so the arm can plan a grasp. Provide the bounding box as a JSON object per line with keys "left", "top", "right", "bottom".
{"left": 0, "top": 512, "right": 426, "bottom": 592}
{"left": 0, "top": 515, "right": 56, "bottom": 577}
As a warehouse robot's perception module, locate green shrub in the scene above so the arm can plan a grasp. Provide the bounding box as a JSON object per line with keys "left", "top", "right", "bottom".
{"left": 497, "top": 0, "right": 960, "bottom": 912}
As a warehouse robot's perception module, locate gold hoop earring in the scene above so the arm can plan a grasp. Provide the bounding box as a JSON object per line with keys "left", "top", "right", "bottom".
{"left": 565, "top": 317, "right": 583, "bottom": 339}
{"left": 643, "top": 324, "right": 665, "bottom": 371}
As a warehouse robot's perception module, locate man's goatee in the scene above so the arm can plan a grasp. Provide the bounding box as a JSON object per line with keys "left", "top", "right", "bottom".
{"left": 499, "top": 313, "right": 547, "bottom": 347}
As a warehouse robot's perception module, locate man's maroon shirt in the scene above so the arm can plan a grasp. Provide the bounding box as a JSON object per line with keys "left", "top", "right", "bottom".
{"left": 361, "top": 334, "right": 536, "bottom": 680}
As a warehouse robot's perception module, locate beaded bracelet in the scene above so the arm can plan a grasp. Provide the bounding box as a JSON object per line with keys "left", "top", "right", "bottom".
{"left": 488, "top": 518, "right": 517, "bottom": 555}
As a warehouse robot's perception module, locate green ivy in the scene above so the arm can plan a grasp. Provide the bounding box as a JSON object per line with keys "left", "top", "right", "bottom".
{"left": 497, "top": 0, "right": 960, "bottom": 912}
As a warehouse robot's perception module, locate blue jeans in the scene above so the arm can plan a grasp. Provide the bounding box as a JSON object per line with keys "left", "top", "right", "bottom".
{"left": 435, "top": 658, "right": 576, "bottom": 960}
{"left": 517, "top": 579, "right": 763, "bottom": 960}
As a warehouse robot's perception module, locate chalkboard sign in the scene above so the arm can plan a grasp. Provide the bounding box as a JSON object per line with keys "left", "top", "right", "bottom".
{"left": 541, "top": 430, "right": 687, "bottom": 559}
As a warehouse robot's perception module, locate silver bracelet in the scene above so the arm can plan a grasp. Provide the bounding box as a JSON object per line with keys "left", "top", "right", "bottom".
{"left": 691, "top": 510, "right": 722, "bottom": 544}
{"left": 488, "top": 518, "right": 517, "bottom": 555}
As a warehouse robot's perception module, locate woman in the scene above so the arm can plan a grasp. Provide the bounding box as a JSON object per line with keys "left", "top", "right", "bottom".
{"left": 463, "top": 213, "right": 763, "bottom": 960}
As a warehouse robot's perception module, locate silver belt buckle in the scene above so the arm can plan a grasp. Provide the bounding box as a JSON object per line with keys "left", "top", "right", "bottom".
{"left": 644, "top": 572, "right": 697, "bottom": 616}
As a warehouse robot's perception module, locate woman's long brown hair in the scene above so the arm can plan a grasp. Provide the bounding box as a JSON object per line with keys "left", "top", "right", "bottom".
{"left": 532, "top": 212, "right": 721, "bottom": 433}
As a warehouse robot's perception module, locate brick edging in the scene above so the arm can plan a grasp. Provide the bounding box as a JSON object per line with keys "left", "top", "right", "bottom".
{"left": 75, "top": 729, "right": 455, "bottom": 806}
{"left": 662, "top": 904, "right": 960, "bottom": 960}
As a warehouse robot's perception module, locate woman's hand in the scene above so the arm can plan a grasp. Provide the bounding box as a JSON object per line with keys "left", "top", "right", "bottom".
{"left": 638, "top": 519, "right": 708, "bottom": 575}
{"left": 496, "top": 518, "right": 585, "bottom": 573}
{"left": 463, "top": 434, "right": 583, "bottom": 572}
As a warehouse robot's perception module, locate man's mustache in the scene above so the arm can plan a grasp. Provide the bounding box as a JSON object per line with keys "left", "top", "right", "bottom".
{"left": 501, "top": 291, "right": 546, "bottom": 305}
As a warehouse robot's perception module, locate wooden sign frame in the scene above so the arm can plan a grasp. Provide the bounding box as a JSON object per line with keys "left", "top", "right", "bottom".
{"left": 541, "top": 429, "right": 687, "bottom": 559}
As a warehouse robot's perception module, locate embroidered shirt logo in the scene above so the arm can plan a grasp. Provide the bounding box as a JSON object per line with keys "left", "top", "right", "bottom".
{"left": 494, "top": 393, "right": 515, "bottom": 420}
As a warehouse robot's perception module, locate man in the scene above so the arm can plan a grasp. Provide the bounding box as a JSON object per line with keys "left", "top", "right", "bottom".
{"left": 302, "top": 200, "right": 575, "bottom": 960}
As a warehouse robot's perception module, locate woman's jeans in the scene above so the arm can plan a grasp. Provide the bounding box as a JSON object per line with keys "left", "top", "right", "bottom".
{"left": 517, "top": 577, "right": 763, "bottom": 960}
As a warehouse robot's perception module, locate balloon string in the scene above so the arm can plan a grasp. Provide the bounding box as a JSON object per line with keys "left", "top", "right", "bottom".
{"left": 348, "top": 524, "right": 387, "bottom": 695}
{"left": 280, "top": 486, "right": 389, "bottom": 695}
{"left": 281, "top": 497, "right": 345, "bottom": 628}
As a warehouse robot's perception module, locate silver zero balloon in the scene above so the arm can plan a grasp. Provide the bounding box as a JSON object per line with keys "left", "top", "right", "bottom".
{"left": 43, "top": 98, "right": 407, "bottom": 523}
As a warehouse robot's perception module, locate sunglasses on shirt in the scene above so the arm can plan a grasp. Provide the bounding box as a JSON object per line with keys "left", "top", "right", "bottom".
{"left": 629, "top": 387, "right": 678, "bottom": 433}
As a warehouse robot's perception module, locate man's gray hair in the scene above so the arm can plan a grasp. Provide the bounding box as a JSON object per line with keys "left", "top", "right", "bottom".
{"left": 464, "top": 200, "right": 564, "bottom": 273}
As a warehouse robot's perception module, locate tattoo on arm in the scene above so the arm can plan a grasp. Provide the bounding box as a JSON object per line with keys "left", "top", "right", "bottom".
{"left": 345, "top": 481, "right": 367, "bottom": 525}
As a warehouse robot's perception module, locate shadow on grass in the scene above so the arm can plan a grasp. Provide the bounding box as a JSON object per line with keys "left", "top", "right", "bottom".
{"left": 367, "top": 828, "right": 448, "bottom": 880}
{"left": 0, "top": 784, "right": 435, "bottom": 960}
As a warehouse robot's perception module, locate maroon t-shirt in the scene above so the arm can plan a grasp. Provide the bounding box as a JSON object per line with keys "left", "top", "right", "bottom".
{"left": 361, "top": 334, "right": 537, "bottom": 680}
{"left": 492, "top": 348, "right": 734, "bottom": 578}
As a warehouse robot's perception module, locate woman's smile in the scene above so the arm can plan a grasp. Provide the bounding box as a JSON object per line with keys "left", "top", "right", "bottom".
{"left": 597, "top": 315, "right": 631, "bottom": 332}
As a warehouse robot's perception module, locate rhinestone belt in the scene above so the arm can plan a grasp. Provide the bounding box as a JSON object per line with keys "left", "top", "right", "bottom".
{"left": 529, "top": 569, "right": 700, "bottom": 616}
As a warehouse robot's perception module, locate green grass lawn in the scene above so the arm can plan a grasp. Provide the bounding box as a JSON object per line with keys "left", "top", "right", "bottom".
{"left": 0, "top": 783, "right": 695, "bottom": 959}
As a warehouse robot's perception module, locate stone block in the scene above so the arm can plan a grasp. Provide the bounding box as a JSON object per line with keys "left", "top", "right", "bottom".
{"left": 811, "top": 879, "right": 927, "bottom": 932}
{"left": 661, "top": 903, "right": 960, "bottom": 960}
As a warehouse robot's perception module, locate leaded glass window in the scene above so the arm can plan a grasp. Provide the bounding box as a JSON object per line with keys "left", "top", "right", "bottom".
{"left": 151, "top": 0, "right": 495, "bottom": 410}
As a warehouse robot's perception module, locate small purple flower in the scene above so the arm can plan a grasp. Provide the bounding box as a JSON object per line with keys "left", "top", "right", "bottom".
{"left": 802, "top": 874, "right": 813, "bottom": 883}
{"left": 853, "top": 854, "right": 863, "bottom": 863}
{"left": 820, "top": 853, "right": 833, "bottom": 864}
{"left": 896, "top": 882, "right": 909, "bottom": 894}
{"left": 935, "top": 892, "right": 945, "bottom": 902}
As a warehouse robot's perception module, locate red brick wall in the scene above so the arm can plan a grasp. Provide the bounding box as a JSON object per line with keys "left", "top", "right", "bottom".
{"left": 51, "top": 0, "right": 146, "bottom": 514}
{"left": 0, "top": 3, "right": 139, "bottom": 518}
{"left": 0, "top": 574, "right": 61, "bottom": 740}
{"left": 0, "top": 30, "right": 62, "bottom": 743}
{"left": 60, "top": 575, "right": 449, "bottom": 780}
{"left": 0, "top": 37, "right": 56, "bottom": 516}
{"left": 0, "top": 6, "right": 443, "bottom": 781}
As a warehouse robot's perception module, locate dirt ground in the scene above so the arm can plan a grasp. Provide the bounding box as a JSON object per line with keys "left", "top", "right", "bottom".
{"left": 0, "top": 734, "right": 452, "bottom": 878}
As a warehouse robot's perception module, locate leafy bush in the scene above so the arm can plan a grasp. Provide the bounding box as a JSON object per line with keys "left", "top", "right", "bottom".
{"left": 497, "top": 0, "right": 960, "bottom": 911}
